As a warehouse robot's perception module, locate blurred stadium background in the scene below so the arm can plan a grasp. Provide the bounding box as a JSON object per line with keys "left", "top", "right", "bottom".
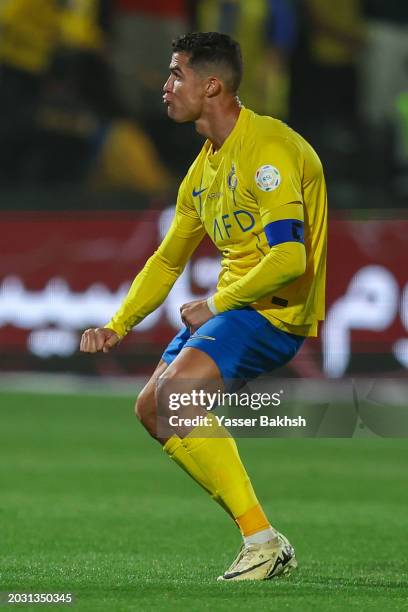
{"left": 1, "top": 1, "right": 408, "bottom": 608}
{"left": 0, "top": 0, "right": 407, "bottom": 384}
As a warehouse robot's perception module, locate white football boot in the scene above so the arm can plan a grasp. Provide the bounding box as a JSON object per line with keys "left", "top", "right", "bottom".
{"left": 217, "top": 532, "right": 297, "bottom": 582}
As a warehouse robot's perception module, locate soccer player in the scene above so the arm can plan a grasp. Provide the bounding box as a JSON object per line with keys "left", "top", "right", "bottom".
{"left": 80, "top": 32, "right": 327, "bottom": 581}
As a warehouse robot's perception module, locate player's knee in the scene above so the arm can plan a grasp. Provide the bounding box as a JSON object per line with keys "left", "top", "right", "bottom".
{"left": 155, "top": 369, "right": 188, "bottom": 416}
{"left": 134, "top": 388, "right": 155, "bottom": 425}
{"left": 134, "top": 391, "right": 160, "bottom": 440}
{"left": 155, "top": 371, "right": 172, "bottom": 413}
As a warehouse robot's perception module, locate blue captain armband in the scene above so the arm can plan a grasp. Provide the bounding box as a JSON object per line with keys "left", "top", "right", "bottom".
{"left": 264, "top": 219, "right": 304, "bottom": 247}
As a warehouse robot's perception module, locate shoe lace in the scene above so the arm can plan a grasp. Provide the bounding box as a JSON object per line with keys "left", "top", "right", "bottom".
{"left": 228, "top": 544, "right": 263, "bottom": 573}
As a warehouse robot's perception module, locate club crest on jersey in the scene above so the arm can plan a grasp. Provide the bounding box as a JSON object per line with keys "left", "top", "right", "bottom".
{"left": 227, "top": 162, "right": 238, "bottom": 191}
{"left": 255, "top": 165, "right": 281, "bottom": 192}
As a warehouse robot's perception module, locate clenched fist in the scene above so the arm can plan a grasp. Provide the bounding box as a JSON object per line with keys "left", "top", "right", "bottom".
{"left": 180, "top": 299, "right": 213, "bottom": 333}
{"left": 80, "top": 327, "right": 120, "bottom": 353}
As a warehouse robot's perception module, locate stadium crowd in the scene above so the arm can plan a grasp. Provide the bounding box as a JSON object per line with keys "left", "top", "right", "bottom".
{"left": 0, "top": 0, "right": 407, "bottom": 207}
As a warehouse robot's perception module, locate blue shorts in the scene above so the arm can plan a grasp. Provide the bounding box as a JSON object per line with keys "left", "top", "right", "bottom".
{"left": 162, "top": 307, "right": 305, "bottom": 383}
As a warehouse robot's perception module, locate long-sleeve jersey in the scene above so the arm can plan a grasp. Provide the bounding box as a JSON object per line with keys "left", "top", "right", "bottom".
{"left": 106, "top": 107, "right": 327, "bottom": 338}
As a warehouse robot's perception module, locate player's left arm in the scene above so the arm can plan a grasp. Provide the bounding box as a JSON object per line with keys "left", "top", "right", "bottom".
{"left": 208, "top": 139, "right": 306, "bottom": 314}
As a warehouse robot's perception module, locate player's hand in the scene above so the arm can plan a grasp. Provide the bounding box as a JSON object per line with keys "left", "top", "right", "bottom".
{"left": 80, "top": 327, "right": 120, "bottom": 353}
{"left": 180, "top": 299, "right": 213, "bottom": 333}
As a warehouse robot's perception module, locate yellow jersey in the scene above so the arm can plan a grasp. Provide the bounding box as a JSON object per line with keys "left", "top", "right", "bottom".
{"left": 107, "top": 108, "right": 327, "bottom": 338}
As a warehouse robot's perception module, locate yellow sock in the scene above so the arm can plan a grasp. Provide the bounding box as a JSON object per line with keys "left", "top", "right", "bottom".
{"left": 236, "top": 503, "right": 271, "bottom": 537}
{"left": 163, "top": 434, "right": 235, "bottom": 520}
{"left": 181, "top": 415, "right": 271, "bottom": 535}
{"left": 163, "top": 435, "right": 213, "bottom": 495}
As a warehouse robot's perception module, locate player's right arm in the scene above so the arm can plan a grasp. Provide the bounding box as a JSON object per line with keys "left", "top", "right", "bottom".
{"left": 80, "top": 181, "right": 205, "bottom": 352}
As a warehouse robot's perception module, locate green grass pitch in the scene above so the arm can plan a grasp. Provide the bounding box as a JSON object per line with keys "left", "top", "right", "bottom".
{"left": 1, "top": 391, "right": 407, "bottom": 611}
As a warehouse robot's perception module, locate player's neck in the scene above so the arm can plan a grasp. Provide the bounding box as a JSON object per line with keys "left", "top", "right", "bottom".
{"left": 195, "top": 97, "right": 242, "bottom": 152}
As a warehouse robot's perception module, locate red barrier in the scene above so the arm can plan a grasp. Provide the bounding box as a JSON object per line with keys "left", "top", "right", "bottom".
{"left": 1, "top": 211, "right": 407, "bottom": 377}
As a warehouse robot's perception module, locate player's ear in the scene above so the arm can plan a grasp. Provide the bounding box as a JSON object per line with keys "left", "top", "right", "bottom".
{"left": 205, "top": 77, "right": 222, "bottom": 98}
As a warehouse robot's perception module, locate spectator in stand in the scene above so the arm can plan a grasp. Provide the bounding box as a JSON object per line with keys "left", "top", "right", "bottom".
{"left": 288, "top": 0, "right": 368, "bottom": 201}
{"left": 359, "top": 0, "right": 408, "bottom": 130}
{"left": 0, "top": 0, "right": 62, "bottom": 182}
{"left": 290, "top": 0, "right": 366, "bottom": 138}
{"left": 34, "top": 0, "right": 113, "bottom": 183}
{"left": 111, "top": 1, "right": 191, "bottom": 119}
{"left": 39, "top": 0, "right": 171, "bottom": 192}
{"left": 0, "top": 0, "right": 172, "bottom": 192}
{"left": 197, "top": 0, "right": 298, "bottom": 119}
{"left": 358, "top": 1, "right": 408, "bottom": 197}
{"left": 110, "top": 0, "right": 200, "bottom": 176}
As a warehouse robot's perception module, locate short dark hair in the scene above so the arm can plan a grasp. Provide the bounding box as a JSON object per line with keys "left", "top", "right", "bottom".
{"left": 172, "top": 32, "right": 243, "bottom": 93}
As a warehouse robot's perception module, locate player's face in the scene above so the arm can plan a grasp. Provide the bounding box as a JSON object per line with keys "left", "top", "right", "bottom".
{"left": 163, "top": 52, "right": 207, "bottom": 122}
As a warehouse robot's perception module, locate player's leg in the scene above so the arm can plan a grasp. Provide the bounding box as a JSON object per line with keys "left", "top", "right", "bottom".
{"left": 135, "top": 347, "right": 275, "bottom": 538}
{"left": 134, "top": 357, "right": 234, "bottom": 516}
{"left": 156, "top": 308, "right": 303, "bottom": 580}
{"left": 158, "top": 346, "right": 272, "bottom": 529}
{"left": 134, "top": 358, "right": 168, "bottom": 440}
{"left": 157, "top": 346, "right": 295, "bottom": 581}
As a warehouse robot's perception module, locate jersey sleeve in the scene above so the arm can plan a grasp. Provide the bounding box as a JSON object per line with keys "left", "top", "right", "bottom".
{"left": 106, "top": 179, "right": 206, "bottom": 337}
{"left": 250, "top": 137, "right": 304, "bottom": 226}
{"left": 211, "top": 138, "right": 307, "bottom": 313}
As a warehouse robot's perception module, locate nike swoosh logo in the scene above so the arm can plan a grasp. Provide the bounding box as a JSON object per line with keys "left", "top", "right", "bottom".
{"left": 192, "top": 187, "right": 208, "bottom": 197}
{"left": 223, "top": 559, "right": 270, "bottom": 580}
{"left": 190, "top": 335, "right": 216, "bottom": 341}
